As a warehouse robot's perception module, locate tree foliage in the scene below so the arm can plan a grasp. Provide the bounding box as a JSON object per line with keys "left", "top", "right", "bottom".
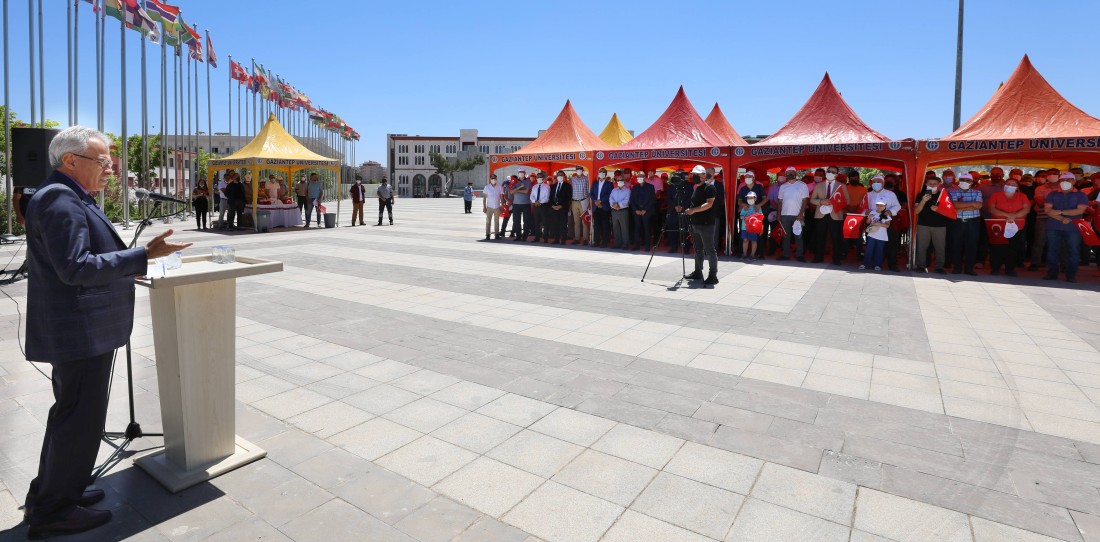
{"left": 429, "top": 152, "right": 484, "bottom": 195}
{"left": 109, "top": 133, "right": 163, "bottom": 187}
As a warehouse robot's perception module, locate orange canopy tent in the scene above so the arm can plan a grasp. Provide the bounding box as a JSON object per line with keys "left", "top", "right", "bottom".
{"left": 704, "top": 103, "right": 749, "bottom": 146}
{"left": 598, "top": 113, "right": 634, "bottom": 148}
{"left": 489, "top": 100, "right": 607, "bottom": 175}
{"left": 916, "top": 55, "right": 1100, "bottom": 172}
{"left": 593, "top": 87, "right": 731, "bottom": 173}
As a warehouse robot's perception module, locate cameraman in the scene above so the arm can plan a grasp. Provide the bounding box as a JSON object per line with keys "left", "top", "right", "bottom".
{"left": 665, "top": 170, "right": 694, "bottom": 254}
{"left": 684, "top": 166, "right": 719, "bottom": 285}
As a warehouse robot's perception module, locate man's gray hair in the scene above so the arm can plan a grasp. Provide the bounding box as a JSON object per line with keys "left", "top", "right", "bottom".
{"left": 48, "top": 126, "right": 111, "bottom": 168}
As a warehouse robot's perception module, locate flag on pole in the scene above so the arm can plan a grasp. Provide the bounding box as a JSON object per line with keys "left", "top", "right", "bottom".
{"left": 842, "top": 214, "right": 865, "bottom": 239}
{"left": 184, "top": 25, "right": 203, "bottom": 61}
{"left": 146, "top": 0, "right": 179, "bottom": 45}
{"left": 206, "top": 33, "right": 217, "bottom": 68}
{"left": 935, "top": 188, "right": 958, "bottom": 219}
{"left": 105, "top": 0, "right": 159, "bottom": 41}
{"left": 830, "top": 186, "right": 846, "bottom": 209}
{"left": 230, "top": 59, "right": 249, "bottom": 83}
{"left": 745, "top": 213, "right": 764, "bottom": 234}
{"left": 1076, "top": 219, "right": 1100, "bottom": 246}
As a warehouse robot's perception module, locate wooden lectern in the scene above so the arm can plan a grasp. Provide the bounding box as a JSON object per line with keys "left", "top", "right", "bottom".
{"left": 134, "top": 254, "right": 282, "bottom": 493}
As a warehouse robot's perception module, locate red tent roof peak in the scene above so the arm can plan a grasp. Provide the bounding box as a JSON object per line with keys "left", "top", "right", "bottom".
{"left": 513, "top": 100, "right": 607, "bottom": 155}
{"left": 944, "top": 55, "right": 1100, "bottom": 140}
{"left": 620, "top": 87, "right": 728, "bottom": 150}
{"left": 704, "top": 103, "right": 749, "bottom": 146}
{"left": 758, "top": 73, "right": 890, "bottom": 145}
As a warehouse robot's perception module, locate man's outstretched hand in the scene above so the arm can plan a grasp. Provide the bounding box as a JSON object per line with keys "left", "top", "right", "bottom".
{"left": 145, "top": 229, "right": 193, "bottom": 259}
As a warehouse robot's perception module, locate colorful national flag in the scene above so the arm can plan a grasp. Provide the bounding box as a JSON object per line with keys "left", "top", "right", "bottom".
{"left": 984, "top": 218, "right": 1023, "bottom": 246}
{"left": 745, "top": 213, "right": 764, "bottom": 234}
{"left": 105, "top": 0, "right": 159, "bottom": 42}
{"left": 842, "top": 214, "right": 865, "bottom": 239}
{"left": 206, "top": 33, "right": 218, "bottom": 67}
{"left": 230, "top": 60, "right": 250, "bottom": 83}
{"left": 830, "top": 186, "right": 846, "bottom": 209}
{"left": 935, "top": 188, "right": 957, "bottom": 219}
{"left": 1076, "top": 219, "right": 1100, "bottom": 247}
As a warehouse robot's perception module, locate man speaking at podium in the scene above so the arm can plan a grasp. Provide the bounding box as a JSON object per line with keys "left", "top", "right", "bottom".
{"left": 22, "top": 126, "right": 190, "bottom": 539}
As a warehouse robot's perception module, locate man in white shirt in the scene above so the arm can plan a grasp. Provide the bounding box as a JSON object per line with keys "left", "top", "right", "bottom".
{"left": 483, "top": 174, "right": 505, "bottom": 240}
{"left": 216, "top": 175, "right": 229, "bottom": 229}
{"left": 529, "top": 172, "right": 551, "bottom": 242}
{"left": 777, "top": 167, "right": 809, "bottom": 261}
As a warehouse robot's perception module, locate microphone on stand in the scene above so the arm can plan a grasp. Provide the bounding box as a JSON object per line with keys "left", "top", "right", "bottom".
{"left": 134, "top": 188, "right": 187, "bottom": 206}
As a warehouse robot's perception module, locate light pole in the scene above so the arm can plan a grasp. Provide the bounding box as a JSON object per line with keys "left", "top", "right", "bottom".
{"left": 953, "top": 0, "right": 964, "bottom": 130}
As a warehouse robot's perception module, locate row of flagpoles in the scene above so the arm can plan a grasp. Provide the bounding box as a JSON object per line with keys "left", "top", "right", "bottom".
{"left": 3, "top": 0, "right": 361, "bottom": 233}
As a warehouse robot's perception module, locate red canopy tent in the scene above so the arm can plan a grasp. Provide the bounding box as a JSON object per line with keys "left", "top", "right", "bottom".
{"left": 593, "top": 87, "right": 731, "bottom": 174}
{"left": 489, "top": 100, "right": 607, "bottom": 176}
{"left": 916, "top": 55, "right": 1100, "bottom": 172}
{"left": 704, "top": 103, "right": 749, "bottom": 146}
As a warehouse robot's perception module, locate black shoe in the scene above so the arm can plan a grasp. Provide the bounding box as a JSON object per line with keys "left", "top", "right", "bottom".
{"left": 796, "top": 257, "right": 807, "bottom": 262}
{"left": 27, "top": 506, "right": 111, "bottom": 540}
{"left": 1028, "top": 264, "right": 1040, "bottom": 271}
{"left": 684, "top": 270, "right": 704, "bottom": 280}
{"left": 376, "top": 222, "right": 382, "bottom": 226}
{"left": 777, "top": 256, "right": 790, "bottom": 261}
{"left": 1043, "top": 274, "right": 1057, "bottom": 280}
{"left": 1006, "top": 270, "right": 1017, "bottom": 277}
{"left": 25, "top": 489, "right": 105, "bottom": 519}
{"left": 935, "top": 268, "right": 946, "bottom": 274}
{"left": 811, "top": 259, "right": 825, "bottom": 264}
{"left": 704, "top": 273, "right": 720, "bottom": 285}
{"left": 485, "top": 235, "right": 490, "bottom": 240}
{"left": 952, "top": 269, "right": 962, "bottom": 275}
{"left": 1067, "top": 277, "right": 1078, "bottom": 283}
{"left": 991, "top": 270, "right": 1000, "bottom": 276}
{"left": 390, "top": 221, "right": 394, "bottom": 225}
{"left": 965, "top": 270, "right": 978, "bottom": 276}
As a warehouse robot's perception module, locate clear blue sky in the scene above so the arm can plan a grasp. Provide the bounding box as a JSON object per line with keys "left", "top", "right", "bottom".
{"left": 4, "top": 0, "right": 1099, "bottom": 164}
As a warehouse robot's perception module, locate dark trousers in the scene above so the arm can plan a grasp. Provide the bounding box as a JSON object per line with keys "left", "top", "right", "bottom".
{"left": 550, "top": 208, "right": 568, "bottom": 241}
{"left": 593, "top": 206, "right": 612, "bottom": 247}
{"left": 226, "top": 200, "right": 244, "bottom": 228}
{"left": 885, "top": 228, "right": 900, "bottom": 270}
{"left": 511, "top": 204, "right": 531, "bottom": 238}
{"left": 195, "top": 209, "right": 208, "bottom": 229}
{"left": 813, "top": 215, "right": 844, "bottom": 263}
{"left": 1046, "top": 228, "right": 1082, "bottom": 279}
{"left": 714, "top": 206, "right": 727, "bottom": 254}
{"left": 990, "top": 230, "right": 1024, "bottom": 273}
{"left": 464, "top": 200, "right": 472, "bottom": 213}
{"left": 632, "top": 212, "right": 653, "bottom": 249}
{"left": 378, "top": 198, "right": 393, "bottom": 223}
{"left": 26, "top": 352, "right": 114, "bottom": 524}
{"left": 951, "top": 219, "right": 981, "bottom": 272}
{"left": 296, "top": 195, "right": 307, "bottom": 215}
{"left": 864, "top": 237, "right": 887, "bottom": 268}
{"left": 531, "top": 204, "right": 548, "bottom": 241}
{"left": 691, "top": 223, "right": 718, "bottom": 274}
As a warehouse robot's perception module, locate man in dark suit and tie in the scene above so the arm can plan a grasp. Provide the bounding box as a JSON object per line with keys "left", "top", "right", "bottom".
{"left": 22, "top": 126, "right": 190, "bottom": 539}
{"left": 589, "top": 168, "right": 614, "bottom": 248}
{"left": 548, "top": 172, "right": 572, "bottom": 244}
{"left": 629, "top": 172, "right": 657, "bottom": 250}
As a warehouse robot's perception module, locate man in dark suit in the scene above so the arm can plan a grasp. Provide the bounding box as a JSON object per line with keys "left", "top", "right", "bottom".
{"left": 548, "top": 172, "right": 572, "bottom": 244}
{"left": 629, "top": 173, "right": 657, "bottom": 250}
{"left": 23, "top": 126, "right": 190, "bottom": 539}
{"left": 589, "top": 168, "right": 613, "bottom": 248}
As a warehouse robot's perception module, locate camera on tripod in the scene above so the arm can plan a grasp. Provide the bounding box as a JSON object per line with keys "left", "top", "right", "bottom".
{"left": 668, "top": 170, "right": 689, "bottom": 187}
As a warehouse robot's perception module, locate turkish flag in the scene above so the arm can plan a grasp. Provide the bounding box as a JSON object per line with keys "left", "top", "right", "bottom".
{"left": 985, "top": 219, "right": 1009, "bottom": 245}
{"left": 935, "top": 189, "right": 957, "bottom": 219}
{"left": 581, "top": 209, "right": 592, "bottom": 226}
{"left": 500, "top": 205, "right": 511, "bottom": 219}
{"left": 857, "top": 194, "right": 869, "bottom": 215}
{"left": 843, "top": 214, "right": 865, "bottom": 239}
{"left": 830, "top": 187, "right": 846, "bottom": 209}
{"left": 745, "top": 213, "right": 764, "bottom": 234}
{"left": 1076, "top": 219, "right": 1100, "bottom": 246}
{"left": 770, "top": 223, "right": 786, "bottom": 241}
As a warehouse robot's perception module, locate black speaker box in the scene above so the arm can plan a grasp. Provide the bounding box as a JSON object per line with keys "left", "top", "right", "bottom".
{"left": 11, "top": 127, "right": 59, "bottom": 188}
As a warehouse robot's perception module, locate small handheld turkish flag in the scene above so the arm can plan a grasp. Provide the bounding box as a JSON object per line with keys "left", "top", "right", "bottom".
{"left": 985, "top": 219, "right": 1008, "bottom": 245}
{"left": 581, "top": 209, "right": 592, "bottom": 226}
{"left": 771, "top": 223, "right": 786, "bottom": 241}
{"left": 1075, "top": 219, "right": 1100, "bottom": 246}
{"left": 935, "top": 189, "right": 958, "bottom": 219}
{"left": 857, "top": 194, "right": 869, "bottom": 215}
{"left": 843, "top": 214, "right": 865, "bottom": 239}
{"left": 745, "top": 213, "right": 764, "bottom": 234}
{"left": 500, "top": 205, "right": 511, "bottom": 219}
{"left": 830, "top": 188, "right": 846, "bottom": 209}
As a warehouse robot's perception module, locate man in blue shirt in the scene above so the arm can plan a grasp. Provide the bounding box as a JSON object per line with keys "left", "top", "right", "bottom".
{"left": 1044, "top": 173, "right": 1089, "bottom": 283}
{"left": 949, "top": 173, "right": 983, "bottom": 275}
{"left": 463, "top": 182, "right": 474, "bottom": 214}
{"left": 305, "top": 173, "right": 324, "bottom": 227}
{"left": 609, "top": 174, "right": 632, "bottom": 249}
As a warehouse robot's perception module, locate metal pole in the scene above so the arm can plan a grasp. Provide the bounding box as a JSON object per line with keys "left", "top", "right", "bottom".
{"left": 205, "top": 29, "right": 211, "bottom": 173}
{"left": 97, "top": 0, "right": 104, "bottom": 207}
{"left": 140, "top": 4, "right": 148, "bottom": 192}
{"left": 186, "top": 45, "right": 192, "bottom": 198}
{"left": 160, "top": 26, "right": 167, "bottom": 196}
{"left": 67, "top": 0, "right": 72, "bottom": 125}
{"left": 3, "top": 0, "right": 10, "bottom": 234}
{"left": 952, "top": 0, "right": 964, "bottom": 131}
{"left": 121, "top": 13, "right": 129, "bottom": 228}
{"left": 74, "top": 0, "right": 78, "bottom": 123}
{"left": 228, "top": 53, "right": 232, "bottom": 146}
{"left": 27, "top": 0, "right": 34, "bottom": 127}
{"left": 36, "top": 0, "right": 43, "bottom": 125}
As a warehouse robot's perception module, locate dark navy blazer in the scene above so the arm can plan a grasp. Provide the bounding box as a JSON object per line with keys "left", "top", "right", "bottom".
{"left": 25, "top": 171, "right": 148, "bottom": 362}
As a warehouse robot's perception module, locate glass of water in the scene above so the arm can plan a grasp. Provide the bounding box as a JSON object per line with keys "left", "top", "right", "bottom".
{"left": 223, "top": 246, "right": 236, "bottom": 264}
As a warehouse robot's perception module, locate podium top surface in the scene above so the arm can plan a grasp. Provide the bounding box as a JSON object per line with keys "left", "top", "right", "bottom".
{"left": 137, "top": 255, "right": 283, "bottom": 289}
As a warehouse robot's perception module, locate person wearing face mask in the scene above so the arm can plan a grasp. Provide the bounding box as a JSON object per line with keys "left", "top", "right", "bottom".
{"left": 463, "top": 182, "right": 475, "bottom": 214}
{"left": 590, "top": 168, "right": 614, "bottom": 248}
{"left": 685, "top": 166, "right": 720, "bottom": 285}
{"left": 569, "top": 167, "right": 591, "bottom": 245}
{"left": 986, "top": 178, "right": 1030, "bottom": 276}
{"left": 509, "top": 171, "right": 533, "bottom": 241}
{"left": 705, "top": 167, "right": 727, "bottom": 255}
{"left": 529, "top": 172, "right": 550, "bottom": 243}
{"left": 609, "top": 173, "right": 632, "bottom": 249}
{"left": 483, "top": 174, "right": 505, "bottom": 240}
{"left": 882, "top": 173, "right": 907, "bottom": 271}
{"left": 844, "top": 171, "right": 868, "bottom": 258}
{"left": 1043, "top": 172, "right": 1089, "bottom": 282}
{"left": 736, "top": 171, "right": 767, "bottom": 257}
{"left": 665, "top": 171, "right": 695, "bottom": 254}
{"left": 500, "top": 175, "right": 517, "bottom": 236}
{"left": 948, "top": 173, "right": 984, "bottom": 275}
{"left": 548, "top": 172, "right": 572, "bottom": 244}
{"left": 913, "top": 176, "right": 950, "bottom": 273}
{"left": 777, "top": 167, "right": 809, "bottom": 261}
{"left": 809, "top": 165, "right": 850, "bottom": 265}
{"left": 349, "top": 178, "right": 367, "bottom": 226}
{"left": 629, "top": 172, "right": 657, "bottom": 251}
{"left": 1028, "top": 169, "right": 1061, "bottom": 269}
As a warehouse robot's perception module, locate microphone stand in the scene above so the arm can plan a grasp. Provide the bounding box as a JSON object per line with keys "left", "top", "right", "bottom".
{"left": 93, "top": 200, "right": 164, "bottom": 480}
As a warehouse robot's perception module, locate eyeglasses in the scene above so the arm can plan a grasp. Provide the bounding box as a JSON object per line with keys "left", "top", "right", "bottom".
{"left": 72, "top": 153, "right": 113, "bottom": 168}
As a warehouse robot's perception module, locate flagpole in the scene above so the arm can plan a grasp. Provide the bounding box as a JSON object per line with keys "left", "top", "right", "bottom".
{"left": 186, "top": 40, "right": 192, "bottom": 202}
{"left": 37, "top": 0, "right": 43, "bottom": 126}
{"left": 3, "top": 0, "right": 11, "bottom": 234}
{"left": 27, "top": 0, "right": 34, "bottom": 127}
{"left": 227, "top": 53, "right": 232, "bottom": 148}
{"left": 67, "top": 0, "right": 72, "bottom": 125}
{"left": 120, "top": 6, "right": 130, "bottom": 228}
{"left": 205, "top": 29, "right": 211, "bottom": 179}
{"left": 160, "top": 18, "right": 167, "bottom": 197}
{"left": 140, "top": 1, "right": 149, "bottom": 193}
{"left": 174, "top": 41, "right": 179, "bottom": 198}
{"left": 251, "top": 58, "right": 256, "bottom": 135}
{"left": 192, "top": 24, "right": 199, "bottom": 208}
{"left": 74, "top": 0, "right": 79, "bottom": 123}
{"left": 97, "top": 0, "right": 104, "bottom": 207}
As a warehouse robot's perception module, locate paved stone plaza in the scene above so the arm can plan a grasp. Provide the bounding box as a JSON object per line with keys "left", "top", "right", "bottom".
{"left": 2, "top": 197, "right": 1100, "bottom": 541}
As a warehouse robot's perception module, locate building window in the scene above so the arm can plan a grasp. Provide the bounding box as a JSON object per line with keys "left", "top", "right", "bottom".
{"left": 511, "top": 145, "right": 519, "bottom": 152}
{"left": 212, "top": 147, "right": 219, "bottom": 154}
{"left": 414, "top": 144, "right": 424, "bottom": 153}
{"left": 397, "top": 144, "right": 409, "bottom": 153}
{"left": 478, "top": 145, "right": 489, "bottom": 154}
{"left": 225, "top": 147, "right": 233, "bottom": 154}
{"left": 414, "top": 156, "right": 425, "bottom": 166}
{"left": 398, "top": 156, "right": 409, "bottom": 165}
{"left": 168, "top": 157, "right": 175, "bottom": 168}
{"left": 446, "top": 144, "right": 457, "bottom": 154}
{"left": 184, "top": 159, "right": 190, "bottom": 169}
{"left": 429, "top": 144, "right": 440, "bottom": 153}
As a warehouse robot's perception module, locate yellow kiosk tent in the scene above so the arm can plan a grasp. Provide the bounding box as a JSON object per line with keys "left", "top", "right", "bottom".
{"left": 209, "top": 113, "right": 341, "bottom": 227}
{"left": 598, "top": 113, "right": 633, "bottom": 148}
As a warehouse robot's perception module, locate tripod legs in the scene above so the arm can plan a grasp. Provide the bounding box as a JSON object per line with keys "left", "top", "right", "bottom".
{"left": 93, "top": 341, "right": 163, "bottom": 480}
{"left": 641, "top": 213, "right": 690, "bottom": 283}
